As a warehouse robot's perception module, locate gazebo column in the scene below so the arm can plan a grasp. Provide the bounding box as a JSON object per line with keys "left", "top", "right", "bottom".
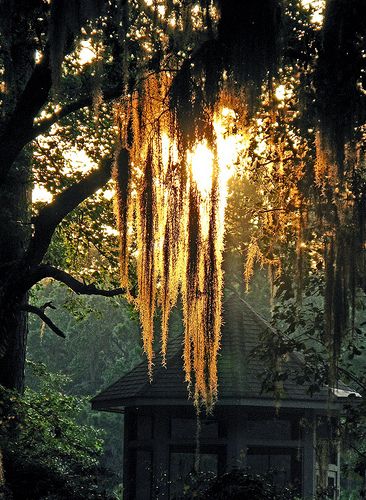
{"left": 226, "top": 408, "right": 247, "bottom": 470}
{"left": 153, "top": 408, "right": 170, "bottom": 498}
{"left": 336, "top": 439, "right": 341, "bottom": 497}
{"left": 123, "top": 409, "right": 136, "bottom": 500}
{"left": 303, "top": 411, "right": 316, "bottom": 499}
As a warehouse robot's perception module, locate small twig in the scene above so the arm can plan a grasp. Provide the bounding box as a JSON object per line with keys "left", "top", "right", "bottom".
{"left": 39, "top": 301, "right": 56, "bottom": 312}
{"left": 256, "top": 207, "right": 290, "bottom": 214}
{"left": 21, "top": 304, "right": 66, "bottom": 338}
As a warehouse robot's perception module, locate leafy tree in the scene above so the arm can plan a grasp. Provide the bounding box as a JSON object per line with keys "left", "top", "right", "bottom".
{"left": 0, "top": 361, "right": 113, "bottom": 499}
{"left": 0, "top": 0, "right": 129, "bottom": 392}
{"left": 26, "top": 280, "right": 143, "bottom": 489}
{"left": 27, "top": 281, "right": 141, "bottom": 394}
{"left": 1, "top": 0, "right": 366, "bottom": 444}
{"left": 1, "top": 2, "right": 366, "bottom": 496}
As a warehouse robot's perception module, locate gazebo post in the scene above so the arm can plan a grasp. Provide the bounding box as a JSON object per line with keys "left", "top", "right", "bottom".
{"left": 227, "top": 408, "right": 247, "bottom": 470}
{"left": 153, "top": 408, "right": 170, "bottom": 498}
{"left": 122, "top": 409, "right": 134, "bottom": 500}
{"left": 303, "top": 411, "right": 316, "bottom": 499}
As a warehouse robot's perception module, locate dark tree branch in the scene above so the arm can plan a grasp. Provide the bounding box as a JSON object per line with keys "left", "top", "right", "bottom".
{"left": 21, "top": 304, "right": 66, "bottom": 338}
{"left": 0, "top": 52, "right": 52, "bottom": 186}
{"left": 23, "top": 153, "right": 124, "bottom": 268}
{"left": 39, "top": 301, "right": 56, "bottom": 312}
{"left": 28, "top": 264, "right": 126, "bottom": 297}
{"left": 31, "top": 63, "right": 180, "bottom": 142}
{"left": 31, "top": 84, "right": 125, "bottom": 140}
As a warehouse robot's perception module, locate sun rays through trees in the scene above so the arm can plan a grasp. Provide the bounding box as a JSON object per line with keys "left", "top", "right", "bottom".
{"left": 113, "top": 72, "right": 249, "bottom": 407}
{"left": 1, "top": 0, "right": 366, "bottom": 412}
{"left": 110, "top": 0, "right": 366, "bottom": 409}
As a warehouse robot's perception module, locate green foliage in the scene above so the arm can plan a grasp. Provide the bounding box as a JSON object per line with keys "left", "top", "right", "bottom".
{"left": 33, "top": 101, "right": 120, "bottom": 284}
{"left": 28, "top": 281, "right": 142, "bottom": 395}
{"left": 253, "top": 271, "right": 366, "bottom": 492}
{"left": 0, "top": 361, "right": 113, "bottom": 499}
{"left": 340, "top": 492, "right": 361, "bottom": 500}
{"left": 27, "top": 280, "right": 143, "bottom": 492}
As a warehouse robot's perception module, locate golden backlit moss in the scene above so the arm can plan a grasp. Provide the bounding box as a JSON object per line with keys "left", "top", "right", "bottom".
{"left": 113, "top": 71, "right": 245, "bottom": 407}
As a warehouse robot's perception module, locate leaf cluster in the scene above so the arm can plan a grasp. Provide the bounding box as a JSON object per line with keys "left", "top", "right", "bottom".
{"left": 0, "top": 360, "right": 114, "bottom": 499}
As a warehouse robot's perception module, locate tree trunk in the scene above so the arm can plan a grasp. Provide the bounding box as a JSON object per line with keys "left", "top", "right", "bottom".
{"left": 0, "top": 302, "right": 28, "bottom": 392}
{"left": 0, "top": 152, "right": 31, "bottom": 391}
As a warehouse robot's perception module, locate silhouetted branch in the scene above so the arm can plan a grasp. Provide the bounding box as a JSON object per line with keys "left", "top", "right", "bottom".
{"left": 349, "top": 444, "right": 366, "bottom": 460}
{"left": 338, "top": 366, "right": 366, "bottom": 393}
{"left": 0, "top": 52, "right": 52, "bottom": 186}
{"left": 32, "top": 84, "right": 124, "bottom": 139}
{"left": 21, "top": 304, "right": 66, "bottom": 338}
{"left": 28, "top": 264, "right": 127, "bottom": 297}
{"left": 24, "top": 153, "right": 124, "bottom": 267}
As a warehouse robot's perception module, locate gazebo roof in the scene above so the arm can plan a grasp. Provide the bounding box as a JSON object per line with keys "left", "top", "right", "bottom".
{"left": 91, "top": 293, "right": 360, "bottom": 412}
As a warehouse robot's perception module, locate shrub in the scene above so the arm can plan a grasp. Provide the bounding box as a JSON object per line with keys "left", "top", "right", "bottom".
{"left": 0, "top": 361, "right": 114, "bottom": 499}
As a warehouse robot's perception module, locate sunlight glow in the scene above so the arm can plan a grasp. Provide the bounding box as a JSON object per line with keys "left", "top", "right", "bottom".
{"left": 275, "top": 85, "right": 286, "bottom": 101}
{"left": 32, "top": 185, "right": 53, "bottom": 203}
{"left": 184, "top": 108, "right": 248, "bottom": 240}
{"left": 301, "top": 0, "right": 324, "bottom": 25}
{"left": 63, "top": 148, "right": 96, "bottom": 174}
{"left": 102, "top": 224, "right": 118, "bottom": 236}
{"left": 187, "top": 108, "right": 248, "bottom": 197}
{"left": 103, "top": 188, "right": 115, "bottom": 201}
{"left": 78, "top": 40, "right": 96, "bottom": 65}
{"left": 161, "top": 133, "right": 178, "bottom": 172}
{"left": 187, "top": 141, "right": 214, "bottom": 195}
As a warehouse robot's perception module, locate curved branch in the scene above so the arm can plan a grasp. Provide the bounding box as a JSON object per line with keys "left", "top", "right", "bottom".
{"left": 31, "top": 64, "right": 177, "bottom": 141}
{"left": 23, "top": 152, "right": 126, "bottom": 267}
{"left": 21, "top": 304, "right": 66, "bottom": 338}
{"left": 31, "top": 84, "right": 125, "bottom": 140}
{"left": 0, "top": 52, "right": 52, "bottom": 186}
{"left": 28, "top": 264, "right": 127, "bottom": 297}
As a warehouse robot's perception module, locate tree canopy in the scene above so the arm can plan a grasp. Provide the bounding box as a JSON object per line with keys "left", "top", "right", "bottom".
{"left": 0, "top": 0, "right": 366, "bottom": 412}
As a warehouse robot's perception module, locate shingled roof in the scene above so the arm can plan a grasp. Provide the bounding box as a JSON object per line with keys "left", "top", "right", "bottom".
{"left": 91, "top": 293, "right": 359, "bottom": 412}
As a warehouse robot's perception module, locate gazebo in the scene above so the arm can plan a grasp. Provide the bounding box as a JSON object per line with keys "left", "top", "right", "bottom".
{"left": 92, "top": 294, "right": 359, "bottom": 499}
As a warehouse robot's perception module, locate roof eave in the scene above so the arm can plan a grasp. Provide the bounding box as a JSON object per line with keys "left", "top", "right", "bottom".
{"left": 91, "top": 395, "right": 353, "bottom": 412}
